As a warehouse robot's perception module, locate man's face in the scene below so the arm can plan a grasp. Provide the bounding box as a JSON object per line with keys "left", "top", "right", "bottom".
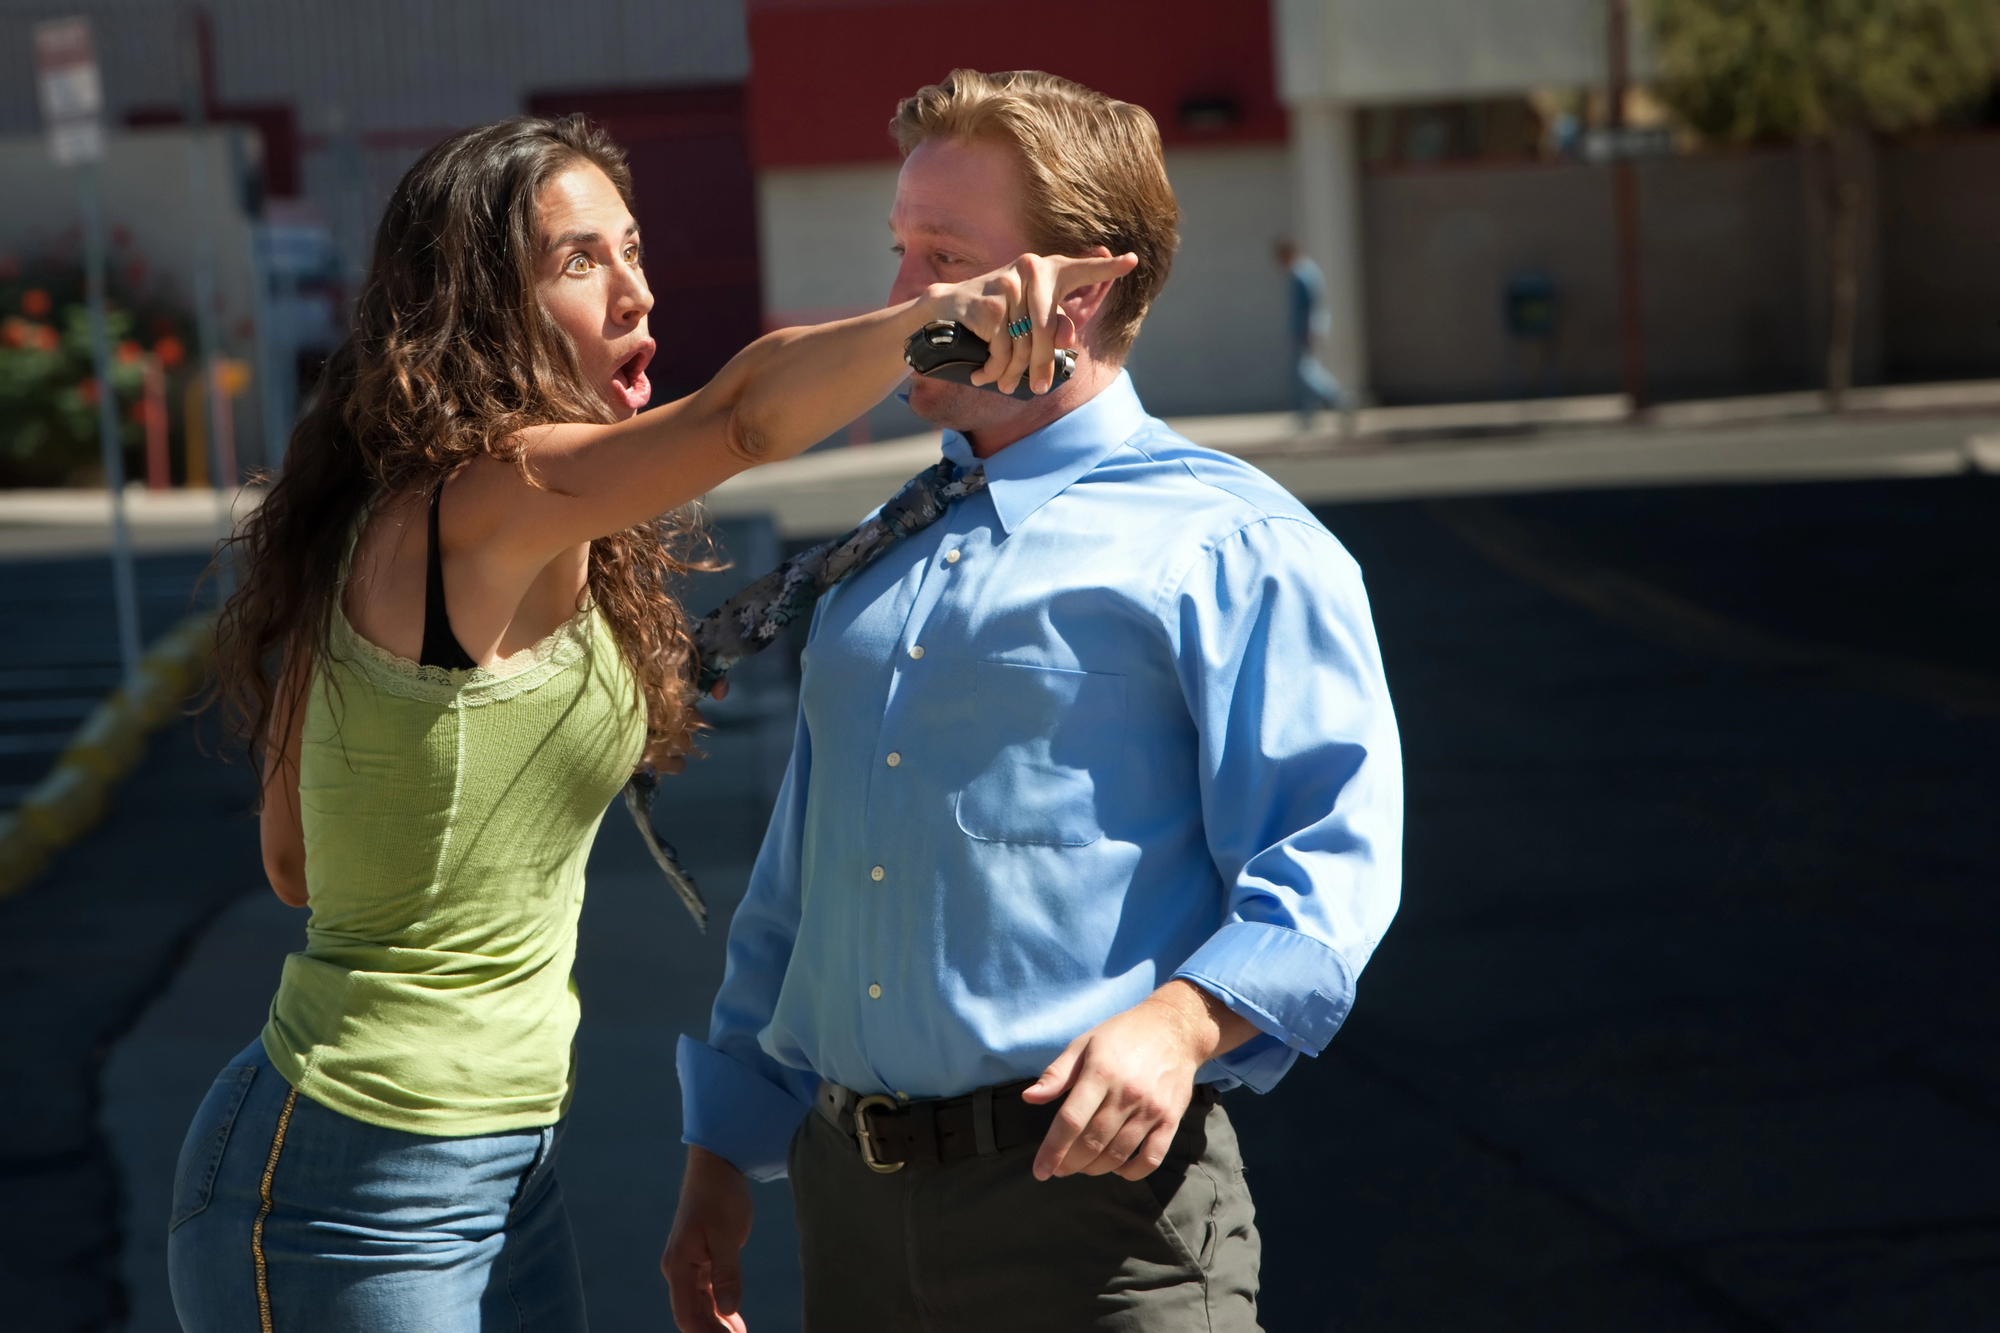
{"left": 887, "top": 137, "right": 1040, "bottom": 436}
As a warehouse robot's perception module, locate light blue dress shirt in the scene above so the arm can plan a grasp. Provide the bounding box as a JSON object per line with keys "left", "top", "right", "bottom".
{"left": 677, "top": 373, "right": 1402, "bottom": 1180}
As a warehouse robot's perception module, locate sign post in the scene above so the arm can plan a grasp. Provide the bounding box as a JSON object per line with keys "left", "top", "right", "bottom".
{"left": 35, "top": 16, "right": 142, "bottom": 685}
{"left": 178, "top": 8, "right": 236, "bottom": 597}
{"left": 1606, "top": 0, "right": 1649, "bottom": 411}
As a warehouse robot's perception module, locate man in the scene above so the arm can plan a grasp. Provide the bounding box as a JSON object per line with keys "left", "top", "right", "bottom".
{"left": 1276, "top": 239, "right": 1346, "bottom": 428}
{"left": 664, "top": 70, "right": 1401, "bottom": 1332}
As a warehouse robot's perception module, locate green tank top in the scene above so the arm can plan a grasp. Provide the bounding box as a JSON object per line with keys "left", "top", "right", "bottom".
{"left": 261, "top": 595, "right": 646, "bottom": 1136}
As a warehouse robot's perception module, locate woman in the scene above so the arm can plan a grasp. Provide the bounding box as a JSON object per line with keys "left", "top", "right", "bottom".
{"left": 167, "top": 114, "right": 1131, "bottom": 1332}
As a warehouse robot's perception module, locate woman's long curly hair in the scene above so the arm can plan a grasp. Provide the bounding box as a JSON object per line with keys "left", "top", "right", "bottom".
{"left": 211, "top": 115, "right": 707, "bottom": 775}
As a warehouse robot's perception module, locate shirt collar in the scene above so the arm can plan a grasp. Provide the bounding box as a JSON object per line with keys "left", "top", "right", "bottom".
{"left": 939, "top": 371, "right": 1149, "bottom": 535}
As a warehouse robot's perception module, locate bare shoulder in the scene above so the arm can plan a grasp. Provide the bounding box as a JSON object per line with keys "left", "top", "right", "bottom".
{"left": 343, "top": 487, "right": 428, "bottom": 662}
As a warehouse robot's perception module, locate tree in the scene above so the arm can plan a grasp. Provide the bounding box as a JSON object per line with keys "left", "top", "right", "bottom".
{"left": 1646, "top": 0, "right": 2000, "bottom": 404}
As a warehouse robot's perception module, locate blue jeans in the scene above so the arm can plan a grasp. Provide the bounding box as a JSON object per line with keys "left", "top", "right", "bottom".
{"left": 167, "top": 1040, "right": 587, "bottom": 1332}
{"left": 1294, "top": 348, "right": 1345, "bottom": 420}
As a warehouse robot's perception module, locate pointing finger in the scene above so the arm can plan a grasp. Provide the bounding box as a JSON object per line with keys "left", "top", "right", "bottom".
{"left": 1053, "top": 252, "right": 1138, "bottom": 300}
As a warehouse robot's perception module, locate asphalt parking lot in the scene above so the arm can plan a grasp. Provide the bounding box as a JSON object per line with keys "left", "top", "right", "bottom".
{"left": 2, "top": 472, "right": 1995, "bottom": 1331}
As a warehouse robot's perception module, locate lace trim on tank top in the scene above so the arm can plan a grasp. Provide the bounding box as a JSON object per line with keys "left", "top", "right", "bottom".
{"left": 330, "top": 599, "right": 597, "bottom": 708}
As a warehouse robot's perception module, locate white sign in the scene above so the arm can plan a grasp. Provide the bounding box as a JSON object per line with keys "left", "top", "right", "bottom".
{"left": 1582, "top": 125, "right": 1675, "bottom": 163}
{"left": 34, "top": 16, "right": 105, "bottom": 165}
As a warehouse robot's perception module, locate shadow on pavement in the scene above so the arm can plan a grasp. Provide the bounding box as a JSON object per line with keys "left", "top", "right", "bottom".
{"left": 5, "top": 478, "right": 1996, "bottom": 1330}
{"left": 1237, "top": 476, "right": 2000, "bottom": 1331}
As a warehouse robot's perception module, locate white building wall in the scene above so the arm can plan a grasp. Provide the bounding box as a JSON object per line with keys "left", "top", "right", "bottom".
{"left": 758, "top": 146, "right": 1297, "bottom": 423}
{"left": 1127, "top": 146, "right": 1295, "bottom": 417}
{"left": 758, "top": 163, "right": 903, "bottom": 330}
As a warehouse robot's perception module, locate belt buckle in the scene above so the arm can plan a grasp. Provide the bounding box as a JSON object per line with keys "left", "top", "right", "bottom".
{"left": 852, "top": 1094, "right": 905, "bottom": 1174}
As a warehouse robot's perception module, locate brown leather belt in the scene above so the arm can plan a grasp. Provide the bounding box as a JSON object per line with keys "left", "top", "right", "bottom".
{"left": 815, "top": 1077, "right": 1216, "bottom": 1174}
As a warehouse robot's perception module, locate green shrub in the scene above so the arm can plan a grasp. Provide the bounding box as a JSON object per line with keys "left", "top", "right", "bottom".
{"left": 0, "top": 248, "right": 200, "bottom": 488}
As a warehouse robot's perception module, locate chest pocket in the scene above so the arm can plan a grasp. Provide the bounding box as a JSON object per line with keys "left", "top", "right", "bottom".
{"left": 954, "top": 661, "right": 1125, "bottom": 847}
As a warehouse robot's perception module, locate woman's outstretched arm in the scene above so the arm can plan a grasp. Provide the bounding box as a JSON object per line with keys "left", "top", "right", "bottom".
{"left": 458, "top": 251, "right": 1135, "bottom": 565}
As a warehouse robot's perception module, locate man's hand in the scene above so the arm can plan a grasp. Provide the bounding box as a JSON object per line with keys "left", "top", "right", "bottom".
{"left": 1022, "top": 980, "right": 1259, "bottom": 1182}
{"left": 662, "top": 1146, "right": 754, "bottom": 1333}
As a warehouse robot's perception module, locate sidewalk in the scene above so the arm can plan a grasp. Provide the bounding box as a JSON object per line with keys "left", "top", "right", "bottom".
{"left": 703, "top": 386, "right": 2000, "bottom": 537}
{"left": 8, "top": 381, "right": 2000, "bottom": 553}
{"left": 0, "top": 487, "right": 249, "bottom": 559}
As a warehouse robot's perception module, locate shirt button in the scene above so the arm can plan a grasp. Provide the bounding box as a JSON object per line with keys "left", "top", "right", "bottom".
{"left": 870, "top": 865, "right": 885, "bottom": 881}
{"left": 945, "top": 549, "right": 961, "bottom": 564}
{"left": 908, "top": 645, "right": 925, "bottom": 660}
{"left": 868, "top": 983, "right": 883, "bottom": 999}
{"left": 886, "top": 752, "right": 901, "bottom": 767}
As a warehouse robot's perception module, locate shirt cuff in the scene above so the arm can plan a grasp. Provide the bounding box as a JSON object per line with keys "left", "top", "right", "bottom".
{"left": 676, "top": 1034, "right": 813, "bottom": 1183}
{"left": 1174, "top": 919, "right": 1355, "bottom": 1062}
{"left": 1196, "top": 1035, "right": 1300, "bottom": 1095}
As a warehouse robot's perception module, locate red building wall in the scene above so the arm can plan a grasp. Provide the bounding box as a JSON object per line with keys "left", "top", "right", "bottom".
{"left": 745, "top": 0, "right": 1286, "bottom": 169}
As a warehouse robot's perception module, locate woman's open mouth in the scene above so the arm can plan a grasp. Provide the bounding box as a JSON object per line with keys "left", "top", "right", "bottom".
{"left": 609, "top": 339, "right": 655, "bottom": 412}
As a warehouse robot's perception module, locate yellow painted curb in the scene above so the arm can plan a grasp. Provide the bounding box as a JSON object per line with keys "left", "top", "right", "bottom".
{"left": 0, "top": 612, "right": 220, "bottom": 900}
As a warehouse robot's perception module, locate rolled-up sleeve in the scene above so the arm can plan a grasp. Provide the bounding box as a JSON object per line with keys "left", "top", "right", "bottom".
{"left": 676, "top": 697, "right": 819, "bottom": 1181}
{"left": 1167, "top": 517, "right": 1402, "bottom": 1092}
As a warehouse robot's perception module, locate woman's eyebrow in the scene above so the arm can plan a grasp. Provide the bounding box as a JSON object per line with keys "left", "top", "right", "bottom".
{"left": 549, "top": 223, "right": 640, "bottom": 249}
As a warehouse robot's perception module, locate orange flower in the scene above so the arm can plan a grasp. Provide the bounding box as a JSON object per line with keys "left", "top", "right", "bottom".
{"left": 21, "top": 288, "right": 52, "bottom": 318}
{"left": 77, "top": 377, "right": 98, "bottom": 406}
{"left": 36, "top": 325, "right": 60, "bottom": 352}
{"left": 1, "top": 318, "right": 22, "bottom": 348}
{"left": 154, "top": 335, "right": 185, "bottom": 368}
{"left": 116, "top": 340, "right": 144, "bottom": 365}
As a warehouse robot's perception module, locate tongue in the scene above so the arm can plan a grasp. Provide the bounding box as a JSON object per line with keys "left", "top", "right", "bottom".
{"left": 612, "top": 364, "right": 651, "bottom": 412}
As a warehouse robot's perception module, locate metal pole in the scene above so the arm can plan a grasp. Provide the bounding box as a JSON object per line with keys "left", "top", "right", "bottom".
{"left": 76, "top": 161, "right": 142, "bottom": 683}
{"left": 180, "top": 6, "right": 234, "bottom": 596}
{"left": 1609, "top": 0, "right": 1648, "bottom": 410}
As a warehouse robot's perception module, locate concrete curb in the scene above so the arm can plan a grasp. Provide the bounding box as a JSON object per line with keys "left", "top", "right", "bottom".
{"left": 0, "top": 613, "right": 218, "bottom": 898}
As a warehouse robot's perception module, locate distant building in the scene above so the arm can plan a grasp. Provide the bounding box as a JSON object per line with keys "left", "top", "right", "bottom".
{"left": 5, "top": 0, "right": 1996, "bottom": 446}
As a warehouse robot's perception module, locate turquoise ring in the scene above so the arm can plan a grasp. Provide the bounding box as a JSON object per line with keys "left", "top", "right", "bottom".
{"left": 1006, "top": 317, "right": 1033, "bottom": 340}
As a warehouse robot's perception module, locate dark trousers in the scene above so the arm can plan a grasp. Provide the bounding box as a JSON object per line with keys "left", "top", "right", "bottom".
{"left": 789, "top": 1094, "right": 1261, "bottom": 1332}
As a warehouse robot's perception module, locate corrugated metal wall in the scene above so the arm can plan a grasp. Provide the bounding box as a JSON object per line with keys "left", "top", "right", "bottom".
{"left": 1, "top": 0, "right": 748, "bottom": 261}
{"left": 1, "top": 0, "right": 746, "bottom": 132}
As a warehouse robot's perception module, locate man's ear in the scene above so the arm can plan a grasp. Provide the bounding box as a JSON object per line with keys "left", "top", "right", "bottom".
{"left": 1057, "top": 244, "right": 1118, "bottom": 354}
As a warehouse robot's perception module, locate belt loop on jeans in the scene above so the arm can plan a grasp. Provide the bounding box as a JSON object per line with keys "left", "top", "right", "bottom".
{"left": 972, "top": 1083, "right": 998, "bottom": 1158}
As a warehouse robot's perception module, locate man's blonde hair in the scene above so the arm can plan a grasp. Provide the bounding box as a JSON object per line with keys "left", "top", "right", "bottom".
{"left": 890, "top": 69, "right": 1179, "bottom": 361}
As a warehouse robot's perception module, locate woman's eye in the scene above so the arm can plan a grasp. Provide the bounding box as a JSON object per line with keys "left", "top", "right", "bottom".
{"left": 565, "top": 253, "right": 591, "bottom": 274}
{"left": 623, "top": 244, "right": 641, "bottom": 264}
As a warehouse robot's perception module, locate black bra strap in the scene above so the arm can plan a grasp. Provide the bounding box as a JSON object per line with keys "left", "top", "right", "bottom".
{"left": 421, "top": 483, "right": 478, "bottom": 671}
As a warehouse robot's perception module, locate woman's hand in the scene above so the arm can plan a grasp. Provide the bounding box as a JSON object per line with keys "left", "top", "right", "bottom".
{"left": 922, "top": 251, "right": 1139, "bottom": 398}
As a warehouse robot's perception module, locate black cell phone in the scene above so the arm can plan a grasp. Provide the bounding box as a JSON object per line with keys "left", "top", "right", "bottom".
{"left": 903, "top": 321, "right": 1075, "bottom": 400}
